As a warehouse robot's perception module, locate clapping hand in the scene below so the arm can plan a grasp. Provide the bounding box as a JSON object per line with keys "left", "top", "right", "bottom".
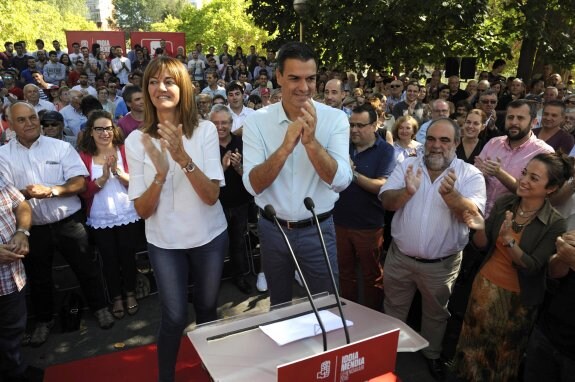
{"left": 439, "top": 168, "right": 457, "bottom": 195}
{"left": 462, "top": 209, "right": 485, "bottom": 230}
{"left": 142, "top": 133, "right": 169, "bottom": 178}
{"left": 475, "top": 156, "right": 502, "bottom": 176}
{"left": 405, "top": 164, "right": 423, "bottom": 195}
{"left": 498, "top": 210, "right": 514, "bottom": 241}
{"left": 230, "top": 149, "right": 242, "bottom": 173}
{"left": 300, "top": 100, "right": 318, "bottom": 146}
{"left": 157, "top": 121, "right": 189, "bottom": 167}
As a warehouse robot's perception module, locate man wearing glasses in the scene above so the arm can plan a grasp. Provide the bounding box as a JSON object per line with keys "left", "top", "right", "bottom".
{"left": 334, "top": 103, "right": 395, "bottom": 310}
{"left": 477, "top": 90, "right": 501, "bottom": 131}
{"left": 40, "top": 111, "right": 75, "bottom": 146}
{"left": 0, "top": 103, "right": 114, "bottom": 347}
{"left": 386, "top": 80, "right": 404, "bottom": 113}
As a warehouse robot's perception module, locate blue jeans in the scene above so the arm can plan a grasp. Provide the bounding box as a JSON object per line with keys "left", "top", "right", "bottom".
{"left": 258, "top": 216, "right": 338, "bottom": 306}
{"left": 147, "top": 230, "right": 227, "bottom": 382}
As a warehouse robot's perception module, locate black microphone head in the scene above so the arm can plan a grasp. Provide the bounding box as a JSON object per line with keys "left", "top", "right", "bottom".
{"left": 264, "top": 204, "right": 276, "bottom": 219}
{"left": 304, "top": 197, "right": 315, "bottom": 211}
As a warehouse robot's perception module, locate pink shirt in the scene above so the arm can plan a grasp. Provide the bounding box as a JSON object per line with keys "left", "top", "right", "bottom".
{"left": 478, "top": 133, "right": 553, "bottom": 217}
{"left": 118, "top": 113, "right": 143, "bottom": 138}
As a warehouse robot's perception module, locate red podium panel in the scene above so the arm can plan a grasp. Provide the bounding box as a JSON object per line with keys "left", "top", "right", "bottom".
{"left": 278, "top": 329, "right": 399, "bottom": 382}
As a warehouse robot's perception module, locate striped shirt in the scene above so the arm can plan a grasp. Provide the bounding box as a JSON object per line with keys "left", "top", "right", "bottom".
{"left": 0, "top": 175, "right": 26, "bottom": 295}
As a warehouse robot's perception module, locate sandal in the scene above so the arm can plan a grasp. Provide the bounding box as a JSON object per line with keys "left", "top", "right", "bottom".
{"left": 112, "top": 296, "right": 125, "bottom": 319}
{"left": 126, "top": 293, "right": 139, "bottom": 316}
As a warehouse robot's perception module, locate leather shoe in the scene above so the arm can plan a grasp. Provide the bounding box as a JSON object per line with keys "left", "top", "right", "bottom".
{"left": 234, "top": 277, "right": 253, "bottom": 295}
{"left": 426, "top": 357, "right": 446, "bottom": 381}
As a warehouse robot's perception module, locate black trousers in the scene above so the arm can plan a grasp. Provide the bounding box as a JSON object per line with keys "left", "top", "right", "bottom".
{"left": 25, "top": 211, "right": 107, "bottom": 322}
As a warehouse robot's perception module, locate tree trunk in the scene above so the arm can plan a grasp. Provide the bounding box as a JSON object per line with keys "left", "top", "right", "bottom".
{"left": 515, "top": 0, "right": 548, "bottom": 80}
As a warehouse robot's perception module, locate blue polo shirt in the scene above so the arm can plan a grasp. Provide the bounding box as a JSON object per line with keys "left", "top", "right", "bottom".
{"left": 334, "top": 134, "right": 395, "bottom": 229}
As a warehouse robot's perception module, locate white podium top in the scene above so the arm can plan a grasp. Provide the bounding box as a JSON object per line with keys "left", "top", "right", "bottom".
{"left": 187, "top": 294, "right": 428, "bottom": 382}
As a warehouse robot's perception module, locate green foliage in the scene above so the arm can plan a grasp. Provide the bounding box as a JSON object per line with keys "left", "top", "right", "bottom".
{"left": 248, "top": 0, "right": 575, "bottom": 73}
{"left": 111, "top": 0, "right": 187, "bottom": 32}
{"left": 248, "top": 0, "right": 491, "bottom": 70}
{"left": 152, "top": 0, "right": 272, "bottom": 52}
{"left": 0, "top": 1, "right": 96, "bottom": 48}
{"left": 40, "top": 0, "right": 89, "bottom": 17}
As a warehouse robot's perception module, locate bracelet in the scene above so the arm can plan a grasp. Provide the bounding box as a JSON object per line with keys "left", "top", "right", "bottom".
{"left": 153, "top": 176, "right": 165, "bottom": 186}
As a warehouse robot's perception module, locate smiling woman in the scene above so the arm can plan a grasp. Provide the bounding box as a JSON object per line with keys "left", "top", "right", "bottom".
{"left": 453, "top": 152, "right": 574, "bottom": 381}
{"left": 124, "top": 56, "right": 228, "bottom": 382}
{"left": 77, "top": 110, "right": 141, "bottom": 322}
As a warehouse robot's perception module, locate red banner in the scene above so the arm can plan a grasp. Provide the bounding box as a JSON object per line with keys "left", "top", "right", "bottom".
{"left": 130, "top": 32, "right": 186, "bottom": 58}
{"left": 65, "top": 31, "right": 126, "bottom": 56}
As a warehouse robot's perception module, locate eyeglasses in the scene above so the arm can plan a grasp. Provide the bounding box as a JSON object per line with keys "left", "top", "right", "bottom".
{"left": 93, "top": 126, "right": 114, "bottom": 133}
{"left": 390, "top": 85, "right": 402, "bottom": 88}
{"left": 349, "top": 122, "right": 372, "bottom": 129}
{"left": 43, "top": 122, "right": 60, "bottom": 128}
{"left": 481, "top": 100, "right": 497, "bottom": 104}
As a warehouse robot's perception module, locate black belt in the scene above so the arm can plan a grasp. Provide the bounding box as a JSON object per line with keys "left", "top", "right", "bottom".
{"left": 407, "top": 254, "right": 455, "bottom": 263}
{"left": 259, "top": 208, "right": 332, "bottom": 229}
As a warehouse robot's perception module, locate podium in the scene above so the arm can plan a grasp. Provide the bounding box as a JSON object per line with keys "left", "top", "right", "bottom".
{"left": 187, "top": 294, "right": 428, "bottom": 381}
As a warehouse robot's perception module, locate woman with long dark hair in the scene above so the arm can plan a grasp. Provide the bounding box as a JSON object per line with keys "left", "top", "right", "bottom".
{"left": 453, "top": 152, "right": 574, "bottom": 380}
{"left": 77, "top": 110, "right": 141, "bottom": 320}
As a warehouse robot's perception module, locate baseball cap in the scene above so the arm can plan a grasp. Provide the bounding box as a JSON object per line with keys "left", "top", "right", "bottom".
{"left": 41, "top": 111, "right": 64, "bottom": 123}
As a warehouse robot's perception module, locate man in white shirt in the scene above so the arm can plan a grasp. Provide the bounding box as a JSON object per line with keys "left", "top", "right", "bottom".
{"left": 242, "top": 42, "right": 352, "bottom": 305}
{"left": 71, "top": 72, "right": 97, "bottom": 97}
{"left": 226, "top": 81, "right": 253, "bottom": 135}
{"left": 379, "top": 118, "right": 486, "bottom": 380}
{"left": 110, "top": 47, "right": 131, "bottom": 86}
{"left": 59, "top": 90, "right": 86, "bottom": 136}
{"left": 23, "top": 84, "right": 55, "bottom": 113}
{"left": 0, "top": 102, "right": 114, "bottom": 347}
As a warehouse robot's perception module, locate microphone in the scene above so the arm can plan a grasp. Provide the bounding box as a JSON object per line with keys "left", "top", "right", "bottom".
{"left": 264, "top": 204, "right": 328, "bottom": 352}
{"left": 304, "top": 197, "right": 351, "bottom": 344}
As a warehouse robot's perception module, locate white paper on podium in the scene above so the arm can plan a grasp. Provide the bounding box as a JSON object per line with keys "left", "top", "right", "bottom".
{"left": 259, "top": 310, "right": 354, "bottom": 346}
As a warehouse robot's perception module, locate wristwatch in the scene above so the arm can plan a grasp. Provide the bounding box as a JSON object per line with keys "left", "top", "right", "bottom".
{"left": 182, "top": 160, "right": 196, "bottom": 173}
{"left": 50, "top": 187, "right": 60, "bottom": 198}
{"left": 503, "top": 238, "right": 515, "bottom": 248}
{"left": 16, "top": 228, "right": 30, "bottom": 237}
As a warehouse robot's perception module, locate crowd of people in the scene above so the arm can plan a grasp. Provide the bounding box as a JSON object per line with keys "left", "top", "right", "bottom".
{"left": 1, "top": 37, "right": 574, "bottom": 382}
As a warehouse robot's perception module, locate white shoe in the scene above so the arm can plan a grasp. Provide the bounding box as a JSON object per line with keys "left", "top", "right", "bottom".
{"left": 256, "top": 272, "right": 268, "bottom": 292}
{"left": 294, "top": 270, "right": 304, "bottom": 288}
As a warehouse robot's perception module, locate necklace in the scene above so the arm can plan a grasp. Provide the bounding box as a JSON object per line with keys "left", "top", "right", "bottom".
{"left": 518, "top": 205, "right": 540, "bottom": 217}
{"left": 511, "top": 219, "right": 527, "bottom": 233}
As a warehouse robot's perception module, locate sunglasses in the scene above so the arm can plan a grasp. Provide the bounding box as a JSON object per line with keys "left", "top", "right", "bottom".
{"left": 43, "top": 122, "right": 60, "bottom": 128}
{"left": 481, "top": 100, "right": 497, "bottom": 104}
{"left": 375, "top": 80, "right": 383, "bottom": 84}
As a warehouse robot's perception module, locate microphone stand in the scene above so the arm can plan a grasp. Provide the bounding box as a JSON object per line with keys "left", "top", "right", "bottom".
{"left": 264, "top": 204, "right": 328, "bottom": 352}
{"left": 304, "top": 197, "right": 351, "bottom": 344}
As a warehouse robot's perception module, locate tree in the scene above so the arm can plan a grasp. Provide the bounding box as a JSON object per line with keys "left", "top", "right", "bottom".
{"left": 110, "top": 0, "right": 186, "bottom": 32}
{"left": 247, "top": 0, "right": 575, "bottom": 77}
{"left": 151, "top": 0, "right": 272, "bottom": 52}
{"left": 248, "top": 0, "right": 490, "bottom": 71}
{"left": 1, "top": 1, "right": 95, "bottom": 48}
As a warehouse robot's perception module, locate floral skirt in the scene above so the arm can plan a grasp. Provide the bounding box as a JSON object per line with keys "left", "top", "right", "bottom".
{"left": 452, "top": 273, "right": 538, "bottom": 381}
